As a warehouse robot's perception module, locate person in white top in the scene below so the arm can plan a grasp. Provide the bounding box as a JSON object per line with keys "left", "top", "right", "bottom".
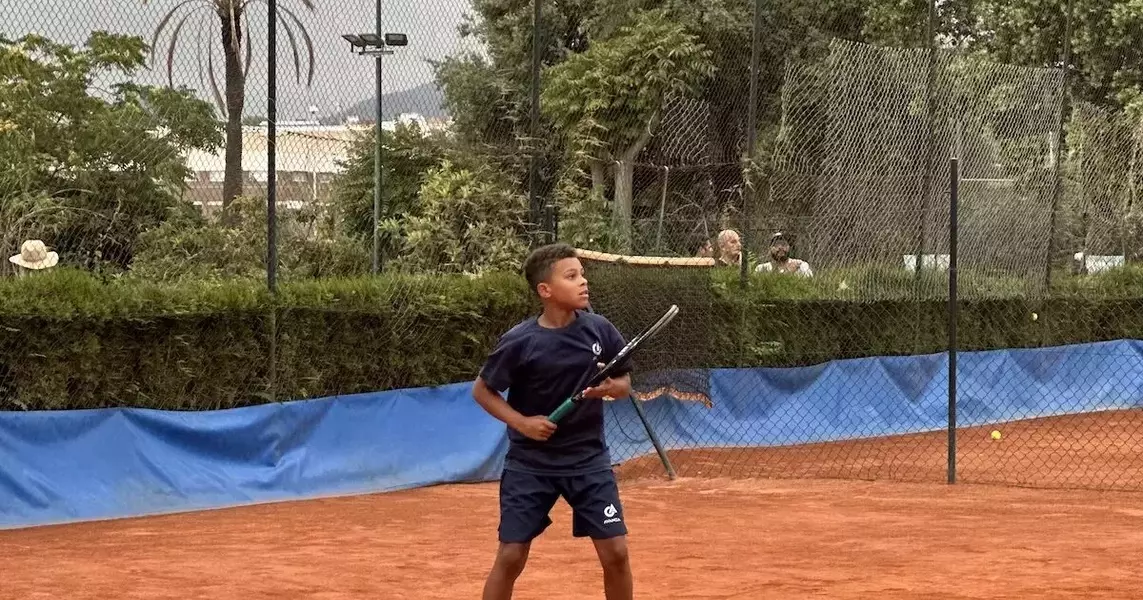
{"left": 755, "top": 232, "right": 812, "bottom": 277}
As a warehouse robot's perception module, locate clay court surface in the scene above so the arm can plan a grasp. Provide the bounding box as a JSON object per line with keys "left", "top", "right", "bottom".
{"left": 4, "top": 410, "right": 1143, "bottom": 599}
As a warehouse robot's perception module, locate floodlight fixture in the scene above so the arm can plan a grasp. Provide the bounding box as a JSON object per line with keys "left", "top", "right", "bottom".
{"left": 341, "top": 31, "right": 408, "bottom": 56}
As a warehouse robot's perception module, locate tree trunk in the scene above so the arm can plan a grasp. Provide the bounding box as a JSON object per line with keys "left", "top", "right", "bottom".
{"left": 221, "top": 10, "right": 246, "bottom": 219}
{"left": 590, "top": 160, "right": 607, "bottom": 200}
{"left": 612, "top": 112, "right": 659, "bottom": 252}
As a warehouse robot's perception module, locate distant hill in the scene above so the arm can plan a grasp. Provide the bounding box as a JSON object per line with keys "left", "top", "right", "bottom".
{"left": 329, "top": 82, "right": 448, "bottom": 123}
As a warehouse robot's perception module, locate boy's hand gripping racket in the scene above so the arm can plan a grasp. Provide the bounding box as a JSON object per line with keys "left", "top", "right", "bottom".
{"left": 547, "top": 304, "right": 679, "bottom": 423}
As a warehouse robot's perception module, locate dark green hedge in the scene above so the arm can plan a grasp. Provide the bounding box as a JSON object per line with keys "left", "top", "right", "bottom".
{"left": 0, "top": 270, "right": 534, "bottom": 410}
{"left": 587, "top": 262, "right": 1143, "bottom": 369}
{"left": 4, "top": 266, "right": 1143, "bottom": 411}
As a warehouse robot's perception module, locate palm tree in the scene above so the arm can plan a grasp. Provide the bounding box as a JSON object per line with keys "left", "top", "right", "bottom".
{"left": 145, "top": 0, "right": 316, "bottom": 213}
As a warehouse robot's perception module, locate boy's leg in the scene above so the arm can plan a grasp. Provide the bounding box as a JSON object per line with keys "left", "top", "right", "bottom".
{"left": 561, "top": 470, "right": 633, "bottom": 600}
{"left": 482, "top": 542, "right": 530, "bottom": 600}
{"left": 592, "top": 536, "right": 632, "bottom": 600}
{"left": 484, "top": 469, "right": 560, "bottom": 600}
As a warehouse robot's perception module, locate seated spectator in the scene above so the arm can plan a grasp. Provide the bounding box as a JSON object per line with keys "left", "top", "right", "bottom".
{"left": 755, "top": 232, "right": 812, "bottom": 277}
{"left": 8, "top": 240, "right": 59, "bottom": 277}
{"left": 716, "top": 229, "right": 742, "bottom": 267}
{"left": 695, "top": 239, "right": 714, "bottom": 258}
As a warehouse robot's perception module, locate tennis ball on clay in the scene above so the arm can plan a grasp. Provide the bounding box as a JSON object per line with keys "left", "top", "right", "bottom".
{"left": 990, "top": 430, "right": 1002, "bottom": 440}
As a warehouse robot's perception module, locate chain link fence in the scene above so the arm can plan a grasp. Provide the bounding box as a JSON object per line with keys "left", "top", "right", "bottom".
{"left": 602, "top": 39, "right": 1143, "bottom": 493}
{"left": 4, "top": 1, "right": 1143, "bottom": 492}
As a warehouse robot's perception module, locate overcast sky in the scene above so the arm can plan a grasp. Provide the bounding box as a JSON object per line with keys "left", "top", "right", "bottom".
{"left": 3, "top": 0, "right": 484, "bottom": 120}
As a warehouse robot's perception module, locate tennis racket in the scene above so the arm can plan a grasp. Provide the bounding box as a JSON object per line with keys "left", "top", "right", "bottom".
{"left": 547, "top": 304, "right": 680, "bottom": 423}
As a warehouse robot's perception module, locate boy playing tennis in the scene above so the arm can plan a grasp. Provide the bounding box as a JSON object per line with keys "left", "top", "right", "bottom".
{"left": 473, "top": 243, "right": 635, "bottom": 600}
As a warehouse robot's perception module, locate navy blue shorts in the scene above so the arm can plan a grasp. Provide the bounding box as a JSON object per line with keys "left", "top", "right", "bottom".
{"left": 498, "top": 468, "right": 627, "bottom": 544}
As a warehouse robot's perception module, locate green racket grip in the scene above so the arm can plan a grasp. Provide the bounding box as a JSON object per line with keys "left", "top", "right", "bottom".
{"left": 548, "top": 397, "right": 576, "bottom": 423}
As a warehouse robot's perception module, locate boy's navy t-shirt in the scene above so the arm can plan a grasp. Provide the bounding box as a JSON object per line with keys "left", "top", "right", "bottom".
{"left": 479, "top": 310, "right": 631, "bottom": 476}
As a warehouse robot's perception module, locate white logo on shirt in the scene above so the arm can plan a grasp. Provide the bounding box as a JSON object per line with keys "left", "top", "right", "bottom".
{"left": 591, "top": 342, "right": 602, "bottom": 357}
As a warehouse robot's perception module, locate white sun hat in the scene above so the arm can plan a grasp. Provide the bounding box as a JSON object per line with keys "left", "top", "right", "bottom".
{"left": 9, "top": 240, "right": 60, "bottom": 270}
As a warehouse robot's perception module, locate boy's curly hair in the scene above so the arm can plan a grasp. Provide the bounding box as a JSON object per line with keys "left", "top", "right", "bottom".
{"left": 523, "top": 243, "right": 578, "bottom": 294}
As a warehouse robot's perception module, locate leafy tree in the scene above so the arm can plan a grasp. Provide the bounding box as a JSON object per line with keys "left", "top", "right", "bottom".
{"left": 588, "top": 0, "right": 867, "bottom": 165}
{"left": 396, "top": 160, "right": 529, "bottom": 275}
{"left": 435, "top": 0, "right": 1143, "bottom": 258}
{"left": 542, "top": 9, "right": 714, "bottom": 250}
{"left": 549, "top": 161, "right": 624, "bottom": 252}
{"left": 971, "top": 0, "right": 1143, "bottom": 111}
{"left": 0, "top": 32, "right": 221, "bottom": 273}
{"left": 437, "top": 0, "right": 882, "bottom": 254}
{"left": 859, "top": 0, "right": 980, "bottom": 47}
{"left": 144, "top": 0, "right": 316, "bottom": 211}
{"left": 434, "top": 0, "right": 593, "bottom": 146}
{"left": 130, "top": 194, "right": 369, "bottom": 281}
{"left": 329, "top": 123, "right": 448, "bottom": 260}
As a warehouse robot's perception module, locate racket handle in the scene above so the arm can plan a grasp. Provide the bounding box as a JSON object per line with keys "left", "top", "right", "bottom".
{"left": 548, "top": 398, "right": 575, "bottom": 423}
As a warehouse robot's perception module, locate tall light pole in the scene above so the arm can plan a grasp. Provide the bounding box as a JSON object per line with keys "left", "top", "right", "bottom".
{"left": 527, "top": 0, "right": 542, "bottom": 245}
{"left": 342, "top": 32, "right": 408, "bottom": 273}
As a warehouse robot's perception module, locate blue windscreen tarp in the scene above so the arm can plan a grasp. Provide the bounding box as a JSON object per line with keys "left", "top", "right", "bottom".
{"left": 605, "top": 339, "right": 1143, "bottom": 463}
{"left": 0, "top": 382, "right": 507, "bottom": 529}
{"left": 3, "top": 340, "right": 1142, "bottom": 529}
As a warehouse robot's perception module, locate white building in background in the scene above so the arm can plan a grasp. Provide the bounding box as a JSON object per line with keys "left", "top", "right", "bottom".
{"left": 182, "top": 113, "right": 449, "bottom": 214}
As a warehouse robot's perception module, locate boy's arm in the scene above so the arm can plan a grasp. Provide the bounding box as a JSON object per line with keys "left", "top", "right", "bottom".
{"left": 473, "top": 376, "right": 526, "bottom": 429}
{"left": 473, "top": 376, "right": 557, "bottom": 441}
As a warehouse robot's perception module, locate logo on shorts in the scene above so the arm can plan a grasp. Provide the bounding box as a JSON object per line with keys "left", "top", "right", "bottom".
{"left": 591, "top": 342, "right": 602, "bottom": 357}
{"left": 603, "top": 503, "right": 621, "bottom": 525}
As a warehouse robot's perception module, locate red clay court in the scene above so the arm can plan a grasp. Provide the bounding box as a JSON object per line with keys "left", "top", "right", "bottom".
{"left": 4, "top": 411, "right": 1143, "bottom": 599}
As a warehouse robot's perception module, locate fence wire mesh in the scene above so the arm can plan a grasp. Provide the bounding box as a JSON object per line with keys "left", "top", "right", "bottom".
{"left": 600, "top": 39, "right": 1143, "bottom": 492}
{"left": 4, "top": 1, "right": 1143, "bottom": 493}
